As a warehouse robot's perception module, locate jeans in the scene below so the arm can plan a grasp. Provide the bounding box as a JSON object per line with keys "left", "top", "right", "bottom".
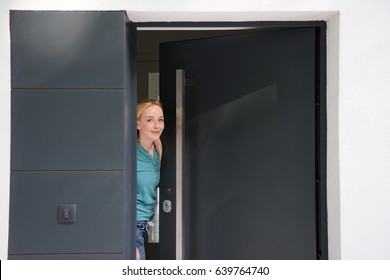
{"left": 136, "top": 221, "right": 149, "bottom": 260}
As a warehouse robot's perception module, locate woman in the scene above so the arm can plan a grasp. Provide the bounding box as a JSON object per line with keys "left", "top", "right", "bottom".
{"left": 136, "top": 99, "right": 164, "bottom": 260}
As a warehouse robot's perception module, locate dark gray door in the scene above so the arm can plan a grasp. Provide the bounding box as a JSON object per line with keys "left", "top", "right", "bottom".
{"left": 159, "top": 27, "right": 324, "bottom": 259}
{"left": 9, "top": 11, "right": 136, "bottom": 259}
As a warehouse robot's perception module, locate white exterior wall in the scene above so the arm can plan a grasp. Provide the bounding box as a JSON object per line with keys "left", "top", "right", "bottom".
{"left": 1, "top": 0, "right": 389, "bottom": 260}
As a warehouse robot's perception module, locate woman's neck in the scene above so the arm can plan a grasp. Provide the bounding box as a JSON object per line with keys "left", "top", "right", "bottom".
{"left": 139, "top": 139, "right": 154, "bottom": 156}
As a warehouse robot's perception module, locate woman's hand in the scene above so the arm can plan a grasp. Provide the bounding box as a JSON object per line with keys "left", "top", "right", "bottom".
{"left": 136, "top": 248, "right": 141, "bottom": 260}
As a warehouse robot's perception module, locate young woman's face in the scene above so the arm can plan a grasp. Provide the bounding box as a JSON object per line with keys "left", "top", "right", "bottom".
{"left": 137, "top": 105, "right": 165, "bottom": 143}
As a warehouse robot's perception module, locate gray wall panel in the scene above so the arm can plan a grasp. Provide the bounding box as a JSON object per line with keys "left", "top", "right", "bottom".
{"left": 11, "top": 11, "right": 125, "bottom": 89}
{"left": 11, "top": 90, "right": 124, "bottom": 170}
{"left": 9, "top": 10, "right": 131, "bottom": 260}
{"left": 8, "top": 172, "right": 124, "bottom": 254}
{"left": 8, "top": 254, "right": 123, "bottom": 260}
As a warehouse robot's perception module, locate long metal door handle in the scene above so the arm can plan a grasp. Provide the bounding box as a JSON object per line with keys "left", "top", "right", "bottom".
{"left": 176, "top": 69, "right": 185, "bottom": 259}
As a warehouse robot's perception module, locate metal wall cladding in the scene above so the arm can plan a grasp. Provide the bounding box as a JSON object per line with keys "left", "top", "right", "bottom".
{"left": 9, "top": 11, "right": 127, "bottom": 259}
{"left": 11, "top": 90, "right": 124, "bottom": 171}
{"left": 8, "top": 172, "right": 124, "bottom": 256}
{"left": 11, "top": 11, "right": 125, "bottom": 89}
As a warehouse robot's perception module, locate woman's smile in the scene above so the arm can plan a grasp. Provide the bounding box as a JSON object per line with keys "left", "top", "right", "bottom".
{"left": 137, "top": 105, "right": 165, "bottom": 144}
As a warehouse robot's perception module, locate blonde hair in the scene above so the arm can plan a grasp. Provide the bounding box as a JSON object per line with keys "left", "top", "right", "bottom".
{"left": 137, "top": 99, "right": 163, "bottom": 161}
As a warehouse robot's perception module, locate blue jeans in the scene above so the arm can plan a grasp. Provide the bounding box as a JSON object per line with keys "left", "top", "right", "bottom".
{"left": 136, "top": 221, "right": 148, "bottom": 260}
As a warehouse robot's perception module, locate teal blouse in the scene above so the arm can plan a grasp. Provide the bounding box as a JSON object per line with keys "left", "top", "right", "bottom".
{"left": 137, "top": 143, "right": 160, "bottom": 221}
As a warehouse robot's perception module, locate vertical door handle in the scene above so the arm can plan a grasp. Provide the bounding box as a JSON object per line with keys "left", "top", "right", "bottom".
{"left": 176, "top": 69, "right": 185, "bottom": 259}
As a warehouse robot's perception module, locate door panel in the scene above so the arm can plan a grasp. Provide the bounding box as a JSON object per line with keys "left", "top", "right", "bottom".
{"left": 160, "top": 28, "right": 318, "bottom": 259}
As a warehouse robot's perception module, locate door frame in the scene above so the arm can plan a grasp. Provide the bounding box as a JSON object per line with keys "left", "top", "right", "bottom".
{"left": 127, "top": 21, "right": 327, "bottom": 259}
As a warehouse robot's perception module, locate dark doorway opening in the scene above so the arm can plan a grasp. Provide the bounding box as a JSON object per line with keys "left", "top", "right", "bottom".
{"left": 135, "top": 22, "right": 327, "bottom": 260}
